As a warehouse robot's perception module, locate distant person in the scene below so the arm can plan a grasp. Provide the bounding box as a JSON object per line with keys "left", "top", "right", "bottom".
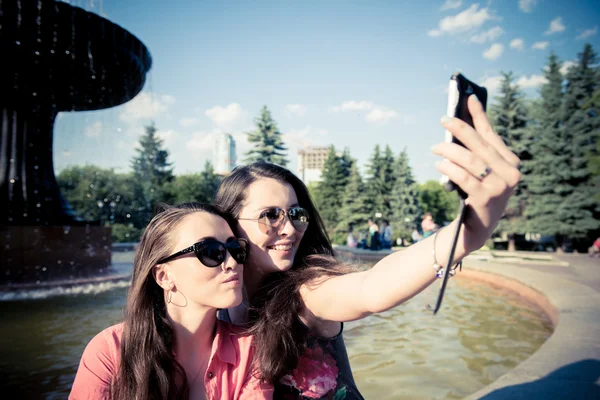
{"left": 589, "top": 237, "right": 600, "bottom": 257}
{"left": 347, "top": 227, "right": 358, "bottom": 248}
{"left": 421, "top": 213, "right": 438, "bottom": 239}
{"left": 70, "top": 203, "right": 272, "bottom": 399}
{"left": 368, "top": 218, "right": 381, "bottom": 250}
{"left": 411, "top": 229, "right": 423, "bottom": 243}
{"left": 381, "top": 220, "right": 393, "bottom": 249}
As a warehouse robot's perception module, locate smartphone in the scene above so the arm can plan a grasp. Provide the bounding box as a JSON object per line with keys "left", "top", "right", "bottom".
{"left": 440, "top": 72, "right": 488, "bottom": 198}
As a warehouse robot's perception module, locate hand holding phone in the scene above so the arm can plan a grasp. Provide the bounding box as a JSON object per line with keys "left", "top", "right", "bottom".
{"left": 440, "top": 72, "right": 488, "bottom": 198}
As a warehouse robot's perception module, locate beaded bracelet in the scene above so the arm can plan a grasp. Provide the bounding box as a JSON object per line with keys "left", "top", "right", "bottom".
{"left": 432, "top": 228, "right": 462, "bottom": 279}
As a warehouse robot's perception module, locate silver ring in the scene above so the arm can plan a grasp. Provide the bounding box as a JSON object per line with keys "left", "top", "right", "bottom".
{"left": 478, "top": 166, "right": 492, "bottom": 180}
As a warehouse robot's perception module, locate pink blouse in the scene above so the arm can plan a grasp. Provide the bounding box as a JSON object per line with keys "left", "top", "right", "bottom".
{"left": 69, "top": 321, "right": 273, "bottom": 399}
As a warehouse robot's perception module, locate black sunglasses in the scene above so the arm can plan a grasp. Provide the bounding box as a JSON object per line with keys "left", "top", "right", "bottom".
{"left": 238, "top": 207, "right": 309, "bottom": 235}
{"left": 158, "top": 238, "right": 249, "bottom": 267}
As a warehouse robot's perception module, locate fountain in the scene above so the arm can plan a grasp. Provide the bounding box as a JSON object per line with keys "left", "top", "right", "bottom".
{"left": 0, "top": 0, "right": 152, "bottom": 289}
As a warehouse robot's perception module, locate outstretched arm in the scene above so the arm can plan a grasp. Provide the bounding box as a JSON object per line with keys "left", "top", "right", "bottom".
{"left": 300, "top": 96, "right": 521, "bottom": 323}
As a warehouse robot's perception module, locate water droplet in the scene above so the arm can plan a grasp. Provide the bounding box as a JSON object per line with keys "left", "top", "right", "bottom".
{"left": 34, "top": 165, "right": 39, "bottom": 169}
{"left": 32, "top": 92, "right": 37, "bottom": 97}
{"left": 57, "top": 260, "right": 62, "bottom": 264}
{"left": 42, "top": 267, "right": 47, "bottom": 271}
{"left": 50, "top": 49, "right": 55, "bottom": 54}
{"left": 126, "top": 214, "right": 131, "bottom": 218}
{"left": 65, "top": 50, "right": 70, "bottom": 55}
{"left": 23, "top": 213, "right": 27, "bottom": 217}
{"left": 9, "top": 179, "right": 15, "bottom": 184}
{"left": 97, "top": 201, "right": 104, "bottom": 208}
{"left": 36, "top": 203, "right": 41, "bottom": 208}
{"left": 9, "top": 159, "right": 14, "bottom": 163}
{"left": 36, "top": 280, "right": 41, "bottom": 285}
{"left": 89, "top": 184, "right": 95, "bottom": 189}
{"left": 34, "top": 189, "right": 38, "bottom": 194}
{"left": 87, "top": 194, "right": 91, "bottom": 198}
{"left": 70, "top": 261, "right": 75, "bottom": 265}
{"left": 34, "top": 51, "right": 40, "bottom": 56}
{"left": 91, "top": 75, "right": 96, "bottom": 80}
{"left": 16, "top": 41, "right": 21, "bottom": 45}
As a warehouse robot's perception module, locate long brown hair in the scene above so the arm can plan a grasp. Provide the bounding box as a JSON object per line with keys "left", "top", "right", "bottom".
{"left": 112, "top": 202, "right": 234, "bottom": 400}
{"left": 215, "top": 162, "right": 350, "bottom": 383}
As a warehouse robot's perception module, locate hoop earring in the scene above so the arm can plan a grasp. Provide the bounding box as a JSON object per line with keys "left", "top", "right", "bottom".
{"left": 167, "top": 289, "right": 173, "bottom": 304}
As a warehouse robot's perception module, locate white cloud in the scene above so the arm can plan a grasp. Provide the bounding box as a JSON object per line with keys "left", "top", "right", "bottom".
{"left": 330, "top": 100, "right": 414, "bottom": 125}
{"left": 516, "top": 74, "right": 548, "bottom": 88}
{"left": 576, "top": 26, "right": 598, "bottom": 40}
{"left": 428, "top": 4, "right": 492, "bottom": 37}
{"left": 532, "top": 41, "right": 549, "bottom": 50}
{"left": 518, "top": 0, "right": 538, "bottom": 13}
{"left": 545, "top": 17, "right": 565, "bottom": 35}
{"left": 283, "top": 126, "right": 328, "bottom": 148}
{"left": 365, "top": 109, "right": 399, "bottom": 123}
{"left": 179, "top": 118, "right": 198, "bottom": 128}
{"left": 285, "top": 104, "right": 308, "bottom": 117}
{"left": 331, "top": 100, "right": 375, "bottom": 112}
{"left": 483, "top": 43, "right": 504, "bottom": 60}
{"left": 156, "top": 129, "right": 177, "bottom": 147}
{"left": 480, "top": 75, "right": 503, "bottom": 96}
{"left": 440, "top": 0, "right": 462, "bottom": 11}
{"left": 205, "top": 103, "right": 247, "bottom": 129}
{"left": 470, "top": 26, "right": 504, "bottom": 43}
{"left": 560, "top": 60, "right": 577, "bottom": 76}
{"left": 510, "top": 38, "right": 525, "bottom": 51}
{"left": 84, "top": 121, "right": 103, "bottom": 137}
{"left": 119, "top": 93, "right": 175, "bottom": 123}
{"left": 186, "top": 130, "right": 223, "bottom": 151}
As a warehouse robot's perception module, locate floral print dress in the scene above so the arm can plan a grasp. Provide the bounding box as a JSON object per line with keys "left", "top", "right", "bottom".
{"left": 275, "top": 323, "right": 364, "bottom": 400}
{"left": 218, "top": 304, "right": 364, "bottom": 400}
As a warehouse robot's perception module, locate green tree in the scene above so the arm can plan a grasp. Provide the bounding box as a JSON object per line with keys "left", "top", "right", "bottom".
{"left": 336, "top": 162, "right": 370, "bottom": 238}
{"left": 245, "top": 106, "right": 288, "bottom": 166}
{"left": 490, "top": 72, "right": 531, "bottom": 251}
{"left": 166, "top": 162, "right": 222, "bottom": 204}
{"left": 364, "top": 145, "right": 385, "bottom": 218}
{"left": 524, "top": 53, "right": 569, "bottom": 244}
{"left": 198, "top": 161, "right": 222, "bottom": 203}
{"left": 131, "top": 122, "right": 174, "bottom": 227}
{"left": 558, "top": 44, "right": 600, "bottom": 242}
{"left": 417, "top": 181, "right": 459, "bottom": 226}
{"left": 57, "top": 166, "right": 139, "bottom": 242}
{"left": 316, "top": 146, "right": 348, "bottom": 237}
{"left": 390, "top": 149, "right": 421, "bottom": 242}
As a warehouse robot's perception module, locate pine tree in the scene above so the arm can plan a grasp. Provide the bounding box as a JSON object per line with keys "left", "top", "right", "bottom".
{"left": 524, "top": 53, "right": 569, "bottom": 244}
{"left": 390, "top": 149, "right": 421, "bottom": 241}
{"left": 336, "top": 162, "right": 370, "bottom": 236}
{"left": 490, "top": 72, "right": 530, "bottom": 251}
{"left": 364, "top": 145, "right": 385, "bottom": 218}
{"left": 558, "top": 44, "right": 600, "bottom": 242}
{"left": 316, "top": 146, "right": 347, "bottom": 238}
{"left": 198, "top": 161, "right": 222, "bottom": 203}
{"left": 131, "top": 122, "right": 174, "bottom": 227}
{"left": 245, "top": 106, "right": 288, "bottom": 166}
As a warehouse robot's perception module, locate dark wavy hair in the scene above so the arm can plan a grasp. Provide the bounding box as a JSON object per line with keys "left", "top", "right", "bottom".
{"left": 112, "top": 202, "right": 234, "bottom": 400}
{"left": 214, "top": 162, "right": 350, "bottom": 383}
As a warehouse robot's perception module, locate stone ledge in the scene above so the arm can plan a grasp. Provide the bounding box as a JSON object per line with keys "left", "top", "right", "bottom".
{"left": 462, "top": 261, "right": 600, "bottom": 399}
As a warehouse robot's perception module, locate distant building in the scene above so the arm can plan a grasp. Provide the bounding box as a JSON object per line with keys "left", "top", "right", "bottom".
{"left": 213, "top": 133, "right": 236, "bottom": 174}
{"left": 297, "top": 146, "right": 330, "bottom": 186}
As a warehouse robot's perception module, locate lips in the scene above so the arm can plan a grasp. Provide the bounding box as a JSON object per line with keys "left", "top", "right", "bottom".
{"left": 222, "top": 274, "right": 240, "bottom": 284}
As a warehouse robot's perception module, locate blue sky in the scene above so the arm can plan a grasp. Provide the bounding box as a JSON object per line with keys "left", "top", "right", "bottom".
{"left": 54, "top": 0, "right": 600, "bottom": 183}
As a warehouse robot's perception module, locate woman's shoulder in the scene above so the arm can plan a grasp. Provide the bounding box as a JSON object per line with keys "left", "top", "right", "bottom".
{"left": 84, "top": 323, "right": 124, "bottom": 361}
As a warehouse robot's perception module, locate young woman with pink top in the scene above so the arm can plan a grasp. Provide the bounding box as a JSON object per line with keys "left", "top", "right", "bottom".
{"left": 70, "top": 203, "right": 273, "bottom": 400}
